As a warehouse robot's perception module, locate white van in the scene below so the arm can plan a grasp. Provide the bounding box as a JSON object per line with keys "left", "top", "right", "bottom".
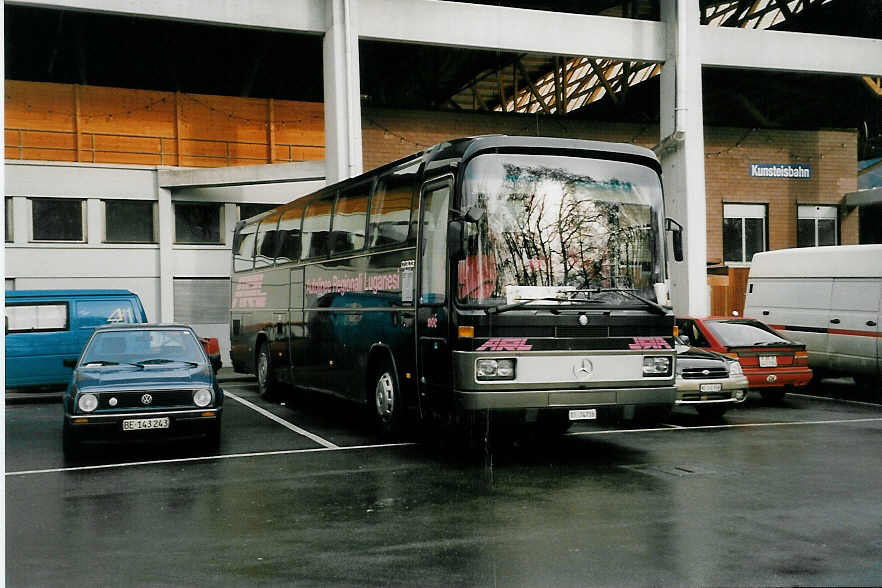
{"left": 743, "top": 245, "right": 882, "bottom": 391}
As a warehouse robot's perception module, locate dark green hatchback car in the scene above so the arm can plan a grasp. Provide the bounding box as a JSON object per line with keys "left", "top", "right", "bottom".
{"left": 62, "top": 324, "right": 223, "bottom": 457}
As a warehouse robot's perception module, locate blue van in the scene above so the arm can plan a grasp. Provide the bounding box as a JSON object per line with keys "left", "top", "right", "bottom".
{"left": 5, "top": 290, "right": 148, "bottom": 390}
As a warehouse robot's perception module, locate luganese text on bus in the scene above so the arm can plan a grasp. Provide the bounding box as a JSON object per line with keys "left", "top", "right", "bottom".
{"left": 229, "top": 136, "right": 685, "bottom": 438}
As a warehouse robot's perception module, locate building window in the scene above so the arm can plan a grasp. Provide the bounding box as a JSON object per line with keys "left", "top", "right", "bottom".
{"left": 174, "top": 202, "right": 223, "bottom": 244}
{"left": 797, "top": 205, "right": 838, "bottom": 247}
{"left": 5, "top": 198, "right": 12, "bottom": 242}
{"left": 31, "top": 198, "right": 85, "bottom": 241}
{"left": 723, "top": 203, "right": 767, "bottom": 263}
{"left": 238, "top": 203, "right": 277, "bottom": 222}
{"left": 105, "top": 200, "right": 156, "bottom": 243}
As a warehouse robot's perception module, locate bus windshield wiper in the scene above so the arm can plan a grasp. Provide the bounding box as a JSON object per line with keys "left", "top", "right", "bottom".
{"left": 571, "top": 288, "right": 670, "bottom": 316}
{"left": 485, "top": 297, "right": 579, "bottom": 315}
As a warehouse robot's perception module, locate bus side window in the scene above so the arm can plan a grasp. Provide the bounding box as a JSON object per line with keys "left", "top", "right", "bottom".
{"left": 276, "top": 204, "right": 304, "bottom": 264}
{"left": 233, "top": 222, "right": 257, "bottom": 272}
{"left": 302, "top": 195, "right": 334, "bottom": 259}
{"left": 254, "top": 213, "right": 281, "bottom": 269}
{"left": 369, "top": 165, "right": 417, "bottom": 249}
{"left": 332, "top": 184, "right": 369, "bottom": 254}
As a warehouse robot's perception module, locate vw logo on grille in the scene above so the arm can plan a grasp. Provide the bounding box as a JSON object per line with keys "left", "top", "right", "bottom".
{"left": 578, "top": 314, "right": 589, "bottom": 326}
{"left": 141, "top": 393, "right": 153, "bottom": 405}
{"left": 573, "top": 358, "right": 594, "bottom": 379}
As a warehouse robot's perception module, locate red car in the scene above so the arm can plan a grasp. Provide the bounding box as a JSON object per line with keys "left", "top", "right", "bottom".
{"left": 675, "top": 316, "right": 812, "bottom": 401}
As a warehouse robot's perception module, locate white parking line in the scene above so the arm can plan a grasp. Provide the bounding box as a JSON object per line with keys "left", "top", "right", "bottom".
{"left": 225, "top": 390, "right": 338, "bottom": 449}
{"left": 5, "top": 442, "right": 417, "bottom": 477}
{"left": 567, "top": 416, "right": 882, "bottom": 436}
{"left": 789, "top": 392, "right": 882, "bottom": 409}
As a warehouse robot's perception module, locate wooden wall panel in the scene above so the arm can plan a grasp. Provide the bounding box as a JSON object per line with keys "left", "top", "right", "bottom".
{"left": 5, "top": 80, "right": 326, "bottom": 167}
{"left": 79, "top": 86, "right": 176, "bottom": 137}
{"left": 6, "top": 81, "right": 75, "bottom": 132}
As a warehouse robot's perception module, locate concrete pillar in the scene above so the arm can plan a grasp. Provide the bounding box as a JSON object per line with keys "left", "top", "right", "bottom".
{"left": 323, "top": 0, "right": 363, "bottom": 184}
{"left": 156, "top": 183, "right": 175, "bottom": 323}
{"left": 660, "top": 0, "right": 709, "bottom": 317}
{"left": 86, "top": 199, "right": 102, "bottom": 245}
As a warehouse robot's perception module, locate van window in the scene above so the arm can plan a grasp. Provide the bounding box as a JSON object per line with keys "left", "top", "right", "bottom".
{"left": 276, "top": 205, "right": 304, "bottom": 264}
{"left": 302, "top": 195, "right": 334, "bottom": 258}
{"left": 368, "top": 167, "right": 416, "bottom": 248}
{"left": 7, "top": 303, "right": 69, "bottom": 333}
{"left": 254, "top": 213, "right": 281, "bottom": 269}
{"left": 76, "top": 300, "right": 136, "bottom": 328}
{"left": 331, "top": 185, "right": 369, "bottom": 254}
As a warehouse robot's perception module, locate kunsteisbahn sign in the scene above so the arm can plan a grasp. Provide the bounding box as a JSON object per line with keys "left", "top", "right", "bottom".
{"left": 749, "top": 163, "right": 812, "bottom": 179}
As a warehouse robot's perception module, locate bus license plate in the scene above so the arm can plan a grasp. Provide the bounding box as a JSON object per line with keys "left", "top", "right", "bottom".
{"left": 700, "top": 383, "right": 722, "bottom": 393}
{"left": 569, "top": 409, "right": 597, "bottom": 421}
{"left": 759, "top": 355, "right": 777, "bottom": 368}
{"left": 123, "top": 417, "right": 170, "bottom": 431}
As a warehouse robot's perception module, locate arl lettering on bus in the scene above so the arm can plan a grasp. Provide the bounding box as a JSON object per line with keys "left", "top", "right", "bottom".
{"left": 232, "top": 274, "right": 268, "bottom": 308}
{"left": 476, "top": 337, "right": 533, "bottom": 352}
{"left": 629, "top": 337, "right": 671, "bottom": 350}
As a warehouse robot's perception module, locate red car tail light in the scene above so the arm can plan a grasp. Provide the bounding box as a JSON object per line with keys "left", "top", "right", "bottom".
{"left": 794, "top": 351, "right": 809, "bottom": 365}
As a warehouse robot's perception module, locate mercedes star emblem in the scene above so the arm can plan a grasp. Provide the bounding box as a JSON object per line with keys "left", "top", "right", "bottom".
{"left": 573, "top": 358, "right": 594, "bottom": 379}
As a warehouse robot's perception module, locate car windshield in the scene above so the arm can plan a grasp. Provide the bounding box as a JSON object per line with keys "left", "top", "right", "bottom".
{"left": 457, "top": 153, "right": 665, "bottom": 307}
{"left": 81, "top": 329, "right": 205, "bottom": 366}
{"left": 704, "top": 319, "right": 792, "bottom": 347}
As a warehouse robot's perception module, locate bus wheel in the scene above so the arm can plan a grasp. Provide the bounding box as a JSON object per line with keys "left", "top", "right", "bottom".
{"left": 257, "top": 342, "right": 275, "bottom": 400}
{"left": 373, "top": 367, "right": 403, "bottom": 438}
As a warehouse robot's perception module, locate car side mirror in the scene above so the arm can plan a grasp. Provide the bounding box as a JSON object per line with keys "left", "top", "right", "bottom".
{"left": 666, "top": 218, "right": 684, "bottom": 262}
{"left": 63, "top": 357, "right": 78, "bottom": 368}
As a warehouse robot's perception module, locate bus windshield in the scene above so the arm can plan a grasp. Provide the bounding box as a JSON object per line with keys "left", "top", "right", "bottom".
{"left": 458, "top": 153, "right": 665, "bottom": 306}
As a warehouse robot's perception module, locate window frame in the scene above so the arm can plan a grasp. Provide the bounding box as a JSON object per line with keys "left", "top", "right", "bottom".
{"left": 30, "top": 197, "right": 86, "bottom": 243}
{"left": 102, "top": 199, "right": 158, "bottom": 244}
{"left": 796, "top": 204, "right": 838, "bottom": 248}
{"left": 722, "top": 202, "right": 768, "bottom": 264}
{"left": 173, "top": 201, "right": 224, "bottom": 245}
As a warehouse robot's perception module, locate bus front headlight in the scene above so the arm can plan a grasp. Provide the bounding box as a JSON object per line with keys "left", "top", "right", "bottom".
{"left": 476, "top": 358, "right": 516, "bottom": 381}
{"left": 643, "top": 356, "right": 672, "bottom": 377}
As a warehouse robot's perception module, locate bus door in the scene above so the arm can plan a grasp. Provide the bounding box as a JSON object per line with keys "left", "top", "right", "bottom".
{"left": 416, "top": 177, "right": 452, "bottom": 413}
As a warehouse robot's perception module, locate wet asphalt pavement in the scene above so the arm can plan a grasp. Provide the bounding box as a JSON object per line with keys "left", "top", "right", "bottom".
{"left": 5, "top": 378, "right": 882, "bottom": 586}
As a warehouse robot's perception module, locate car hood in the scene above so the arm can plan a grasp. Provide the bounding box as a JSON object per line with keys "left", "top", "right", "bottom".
{"left": 74, "top": 364, "right": 213, "bottom": 391}
{"left": 676, "top": 345, "right": 733, "bottom": 368}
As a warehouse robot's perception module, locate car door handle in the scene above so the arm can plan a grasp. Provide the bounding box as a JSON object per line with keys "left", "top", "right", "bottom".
{"left": 762, "top": 311, "right": 769, "bottom": 316}
{"left": 830, "top": 318, "right": 840, "bottom": 324}
{"left": 867, "top": 321, "right": 877, "bottom": 327}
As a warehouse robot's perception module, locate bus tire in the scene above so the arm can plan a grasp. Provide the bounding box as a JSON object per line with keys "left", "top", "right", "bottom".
{"left": 373, "top": 365, "right": 404, "bottom": 438}
{"left": 256, "top": 341, "right": 276, "bottom": 400}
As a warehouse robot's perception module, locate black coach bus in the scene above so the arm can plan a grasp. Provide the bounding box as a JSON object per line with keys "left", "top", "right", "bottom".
{"left": 230, "top": 136, "right": 684, "bottom": 437}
